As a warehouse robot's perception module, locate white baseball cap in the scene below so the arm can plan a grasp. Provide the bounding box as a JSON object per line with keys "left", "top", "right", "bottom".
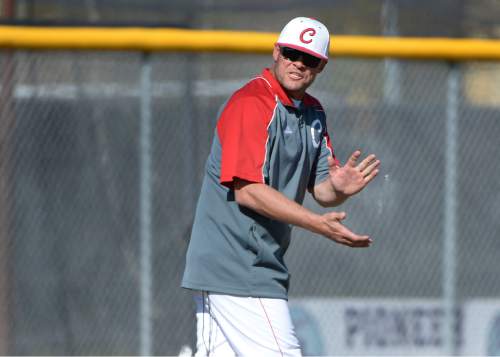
{"left": 276, "top": 17, "right": 330, "bottom": 61}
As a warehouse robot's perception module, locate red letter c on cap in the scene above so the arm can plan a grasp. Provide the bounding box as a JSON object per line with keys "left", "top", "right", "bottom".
{"left": 300, "top": 28, "right": 316, "bottom": 44}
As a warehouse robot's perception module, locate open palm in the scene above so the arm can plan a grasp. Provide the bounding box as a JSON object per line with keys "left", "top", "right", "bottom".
{"left": 328, "top": 150, "right": 380, "bottom": 196}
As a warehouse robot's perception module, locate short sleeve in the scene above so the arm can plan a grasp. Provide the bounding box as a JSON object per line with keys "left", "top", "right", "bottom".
{"left": 217, "top": 95, "right": 274, "bottom": 188}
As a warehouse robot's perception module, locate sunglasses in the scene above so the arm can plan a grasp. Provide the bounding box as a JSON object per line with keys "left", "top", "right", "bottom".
{"left": 280, "top": 47, "right": 322, "bottom": 68}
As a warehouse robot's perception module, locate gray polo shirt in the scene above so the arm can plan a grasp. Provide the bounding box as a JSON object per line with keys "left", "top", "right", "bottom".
{"left": 181, "top": 68, "right": 337, "bottom": 299}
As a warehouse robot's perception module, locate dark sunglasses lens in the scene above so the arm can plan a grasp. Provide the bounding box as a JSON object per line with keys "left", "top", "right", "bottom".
{"left": 281, "top": 47, "right": 300, "bottom": 61}
{"left": 281, "top": 47, "right": 320, "bottom": 68}
{"left": 303, "top": 55, "right": 321, "bottom": 68}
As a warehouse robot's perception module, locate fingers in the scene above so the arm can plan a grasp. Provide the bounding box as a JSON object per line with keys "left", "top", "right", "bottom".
{"left": 356, "top": 153, "right": 381, "bottom": 183}
{"left": 336, "top": 234, "right": 372, "bottom": 248}
{"left": 363, "top": 159, "right": 380, "bottom": 175}
{"left": 346, "top": 150, "right": 362, "bottom": 167}
{"left": 363, "top": 165, "right": 379, "bottom": 184}
{"left": 357, "top": 154, "right": 376, "bottom": 171}
{"left": 322, "top": 212, "right": 372, "bottom": 248}
{"left": 336, "top": 228, "right": 372, "bottom": 248}
{"left": 348, "top": 151, "right": 381, "bottom": 175}
{"left": 343, "top": 235, "right": 372, "bottom": 248}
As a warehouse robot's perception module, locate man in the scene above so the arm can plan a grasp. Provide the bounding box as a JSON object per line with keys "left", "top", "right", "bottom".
{"left": 182, "top": 17, "right": 380, "bottom": 356}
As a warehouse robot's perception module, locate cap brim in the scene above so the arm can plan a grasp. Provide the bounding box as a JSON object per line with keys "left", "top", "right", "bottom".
{"left": 276, "top": 42, "right": 328, "bottom": 61}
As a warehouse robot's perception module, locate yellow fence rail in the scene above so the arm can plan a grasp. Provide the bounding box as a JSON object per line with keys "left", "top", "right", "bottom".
{"left": 1, "top": 26, "right": 500, "bottom": 60}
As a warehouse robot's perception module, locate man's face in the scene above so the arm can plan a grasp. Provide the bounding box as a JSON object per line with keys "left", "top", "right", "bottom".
{"left": 271, "top": 45, "right": 326, "bottom": 100}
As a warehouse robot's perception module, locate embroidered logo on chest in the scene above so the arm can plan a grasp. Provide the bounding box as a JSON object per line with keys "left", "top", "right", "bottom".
{"left": 311, "top": 119, "right": 323, "bottom": 148}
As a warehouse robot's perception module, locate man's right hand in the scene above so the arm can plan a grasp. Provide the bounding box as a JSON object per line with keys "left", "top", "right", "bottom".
{"left": 317, "top": 211, "right": 372, "bottom": 248}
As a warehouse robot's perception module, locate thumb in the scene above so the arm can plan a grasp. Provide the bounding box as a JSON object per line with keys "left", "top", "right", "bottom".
{"left": 328, "top": 156, "right": 335, "bottom": 168}
{"left": 328, "top": 155, "right": 339, "bottom": 169}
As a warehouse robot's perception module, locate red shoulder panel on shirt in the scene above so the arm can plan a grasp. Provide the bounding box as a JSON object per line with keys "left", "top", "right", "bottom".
{"left": 217, "top": 76, "right": 277, "bottom": 188}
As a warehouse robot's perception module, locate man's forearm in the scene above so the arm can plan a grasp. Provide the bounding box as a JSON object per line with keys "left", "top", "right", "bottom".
{"left": 234, "top": 180, "right": 372, "bottom": 247}
{"left": 234, "top": 181, "right": 323, "bottom": 234}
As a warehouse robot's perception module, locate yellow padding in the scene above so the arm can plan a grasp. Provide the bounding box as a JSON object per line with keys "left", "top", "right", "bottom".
{"left": 1, "top": 26, "right": 500, "bottom": 60}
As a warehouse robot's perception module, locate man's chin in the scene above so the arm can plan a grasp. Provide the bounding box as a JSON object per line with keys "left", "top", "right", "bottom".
{"left": 283, "top": 81, "right": 306, "bottom": 92}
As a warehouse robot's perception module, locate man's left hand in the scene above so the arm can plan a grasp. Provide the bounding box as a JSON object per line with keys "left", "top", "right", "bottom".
{"left": 328, "top": 150, "right": 380, "bottom": 196}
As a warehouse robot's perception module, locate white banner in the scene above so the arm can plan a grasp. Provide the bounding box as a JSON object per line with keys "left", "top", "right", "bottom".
{"left": 289, "top": 298, "right": 500, "bottom": 356}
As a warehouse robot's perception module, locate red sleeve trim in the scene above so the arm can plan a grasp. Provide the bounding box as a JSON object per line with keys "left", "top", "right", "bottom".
{"left": 324, "top": 131, "right": 339, "bottom": 166}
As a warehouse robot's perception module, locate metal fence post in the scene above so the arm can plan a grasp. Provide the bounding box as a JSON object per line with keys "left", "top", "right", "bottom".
{"left": 382, "top": 0, "right": 401, "bottom": 105}
{"left": 443, "top": 61, "right": 459, "bottom": 355}
{"left": 139, "top": 51, "right": 153, "bottom": 357}
{"left": 0, "top": 53, "right": 14, "bottom": 357}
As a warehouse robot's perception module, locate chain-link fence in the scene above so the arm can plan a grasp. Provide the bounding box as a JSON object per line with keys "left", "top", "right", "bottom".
{"left": 1, "top": 50, "right": 499, "bottom": 355}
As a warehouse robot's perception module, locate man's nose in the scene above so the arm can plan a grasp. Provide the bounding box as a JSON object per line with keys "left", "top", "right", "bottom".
{"left": 292, "top": 56, "right": 306, "bottom": 69}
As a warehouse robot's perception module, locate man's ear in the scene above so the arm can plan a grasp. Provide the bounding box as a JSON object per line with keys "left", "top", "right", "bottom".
{"left": 272, "top": 44, "right": 281, "bottom": 62}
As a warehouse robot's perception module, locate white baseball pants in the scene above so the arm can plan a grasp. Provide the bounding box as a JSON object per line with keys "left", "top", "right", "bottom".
{"left": 193, "top": 291, "right": 302, "bottom": 356}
